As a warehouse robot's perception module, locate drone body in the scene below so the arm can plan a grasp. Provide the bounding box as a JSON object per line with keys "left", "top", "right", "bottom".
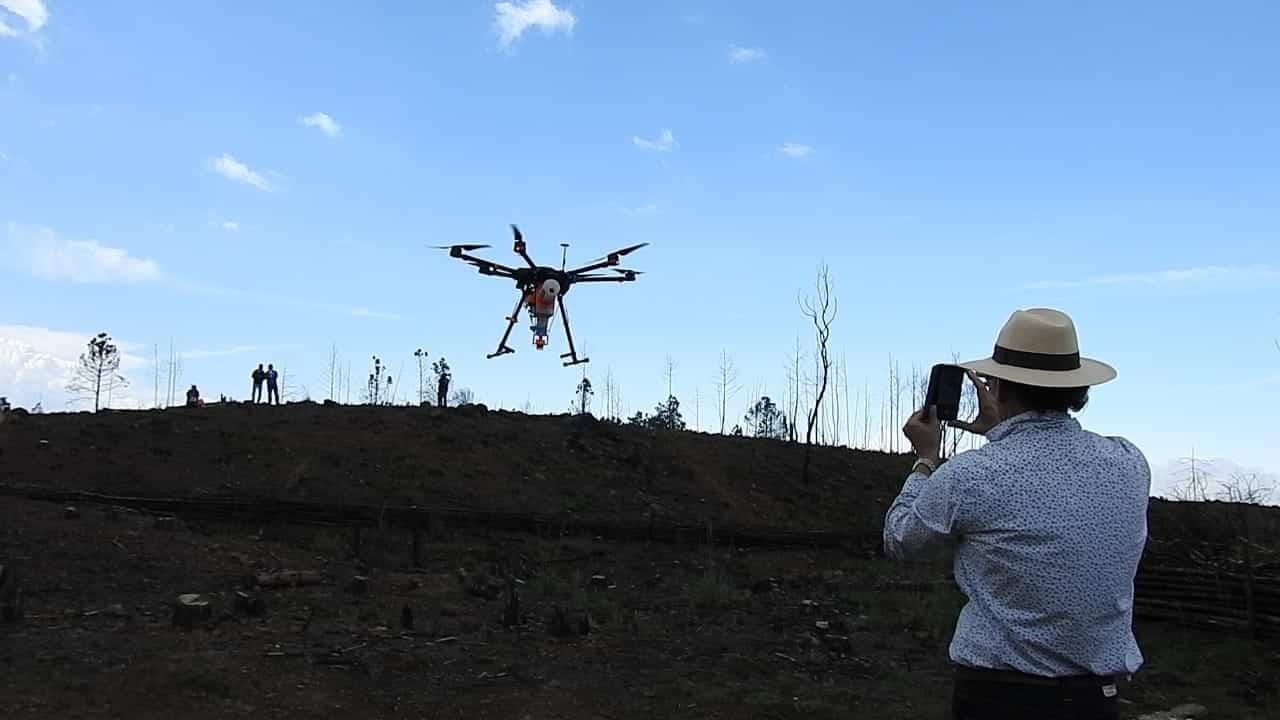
{"left": 436, "top": 225, "right": 647, "bottom": 366}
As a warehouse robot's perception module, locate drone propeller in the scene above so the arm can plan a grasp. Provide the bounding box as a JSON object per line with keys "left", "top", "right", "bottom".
{"left": 612, "top": 268, "right": 645, "bottom": 275}
{"left": 583, "top": 242, "right": 649, "bottom": 265}
{"left": 510, "top": 224, "right": 523, "bottom": 243}
{"left": 614, "top": 242, "right": 649, "bottom": 257}
{"left": 433, "top": 244, "right": 491, "bottom": 252}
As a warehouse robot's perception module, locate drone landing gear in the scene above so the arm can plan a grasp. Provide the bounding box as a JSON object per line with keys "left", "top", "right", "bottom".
{"left": 487, "top": 295, "right": 525, "bottom": 360}
{"left": 557, "top": 295, "right": 589, "bottom": 367}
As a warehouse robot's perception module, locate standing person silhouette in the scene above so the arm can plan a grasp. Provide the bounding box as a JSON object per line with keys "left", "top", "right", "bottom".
{"left": 266, "top": 364, "right": 280, "bottom": 405}
{"left": 436, "top": 368, "right": 450, "bottom": 407}
{"left": 251, "top": 364, "right": 265, "bottom": 403}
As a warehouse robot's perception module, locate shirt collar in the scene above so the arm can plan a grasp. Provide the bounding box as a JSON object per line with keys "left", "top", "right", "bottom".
{"left": 986, "top": 410, "right": 1078, "bottom": 442}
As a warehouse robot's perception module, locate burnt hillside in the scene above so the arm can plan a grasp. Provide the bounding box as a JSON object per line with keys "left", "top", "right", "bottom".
{"left": 1, "top": 402, "right": 1275, "bottom": 548}
{"left": 0, "top": 403, "right": 910, "bottom": 536}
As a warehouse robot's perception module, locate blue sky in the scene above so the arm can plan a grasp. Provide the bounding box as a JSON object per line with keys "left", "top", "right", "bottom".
{"left": 1, "top": 1, "right": 1277, "bottom": 495}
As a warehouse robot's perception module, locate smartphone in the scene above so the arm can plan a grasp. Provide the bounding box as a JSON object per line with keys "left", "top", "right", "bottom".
{"left": 923, "top": 364, "right": 965, "bottom": 422}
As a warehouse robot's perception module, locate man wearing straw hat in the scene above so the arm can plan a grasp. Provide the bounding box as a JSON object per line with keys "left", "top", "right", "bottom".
{"left": 885, "top": 308, "right": 1150, "bottom": 720}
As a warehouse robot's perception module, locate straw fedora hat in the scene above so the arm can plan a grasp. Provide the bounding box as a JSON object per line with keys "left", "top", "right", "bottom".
{"left": 960, "top": 308, "right": 1116, "bottom": 388}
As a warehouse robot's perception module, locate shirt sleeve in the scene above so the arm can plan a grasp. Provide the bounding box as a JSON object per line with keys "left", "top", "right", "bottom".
{"left": 882, "top": 459, "right": 973, "bottom": 560}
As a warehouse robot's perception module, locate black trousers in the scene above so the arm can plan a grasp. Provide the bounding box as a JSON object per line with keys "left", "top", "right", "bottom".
{"left": 252, "top": 383, "right": 263, "bottom": 402}
{"left": 952, "top": 667, "right": 1120, "bottom": 720}
{"left": 267, "top": 384, "right": 279, "bottom": 404}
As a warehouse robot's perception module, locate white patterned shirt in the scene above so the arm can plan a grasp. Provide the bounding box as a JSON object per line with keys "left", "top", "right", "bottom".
{"left": 883, "top": 411, "right": 1150, "bottom": 676}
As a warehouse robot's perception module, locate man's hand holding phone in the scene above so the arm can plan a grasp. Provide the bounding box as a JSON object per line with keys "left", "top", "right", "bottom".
{"left": 949, "top": 369, "right": 1001, "bottom": 436}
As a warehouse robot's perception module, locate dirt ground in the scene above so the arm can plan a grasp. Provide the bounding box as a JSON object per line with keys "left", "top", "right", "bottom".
{"left": 1, "top": 496, "right": 1276, "bottom": 719}
{"left": 2, "top": 405, "right": 1278, "bottom": 718}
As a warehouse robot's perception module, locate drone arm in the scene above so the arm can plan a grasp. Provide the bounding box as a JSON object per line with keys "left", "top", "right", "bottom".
{"left": 456, "top": 252, "right": 518, "bottom": 277}
{"left": 570, "top": 275, "right": 632, "bottom": 283}
{"left": 566, "top": 261, "right": 614, "bottom": 275}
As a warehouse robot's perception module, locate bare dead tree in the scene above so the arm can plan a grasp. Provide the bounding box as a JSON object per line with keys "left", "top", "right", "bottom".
{"left": 663, "top": 355, "right": 678, "bottom": 400}
{"left": 413, "top": 348, "right": 428, "bottom": 405}
{"left": 800, "top": 264, "right": 837, "bottom": 483}
{"left": 160, "top": 339, "right": 183, "bottom": 408}
{"left": 863, "top": 379, "right": 872, "bottom": 449}
{"left": 715, "top": 349, "right": 741, "bottom": 434}
{"left": 882, "top": 355, "right": 908, "bottom": 453}
{"left": 66, "top": 332, "right": 127, "bottom": 412}
{"left": 601, "top": 367, "right": 621, "bottom": 421}
{"left": 1170, "top": 448, "right": 1211, "bottom": 502}
{"left": 828, "top": 354, "right": 846, "bottom": 446}
{"left": 280, "top": 366, "right": 308, "bottom": 402}
{"left": 152, "top": 344, "right": 160, "bottom": 409}
{"left": 785, "top": 336, "right": 804, "bottom": 442}
{"left": 322, "top": 343, "right": 340, "bottom": 402}
{"left": 841, "top": 354, "right": 852, "bottom": 448}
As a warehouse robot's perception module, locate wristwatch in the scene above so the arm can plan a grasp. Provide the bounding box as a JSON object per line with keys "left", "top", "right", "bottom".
{"left": 912, "top": 457, "right": 938, "bottom": 476}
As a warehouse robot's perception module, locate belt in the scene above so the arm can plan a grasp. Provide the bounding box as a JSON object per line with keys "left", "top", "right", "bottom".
{"left": 955, "top": 665, "right": 1119, "bottom": 688}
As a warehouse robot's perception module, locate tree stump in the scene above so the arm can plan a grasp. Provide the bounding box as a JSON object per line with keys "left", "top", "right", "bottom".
{"left": 172, "top": 594, "right": 212, "bottom": 629}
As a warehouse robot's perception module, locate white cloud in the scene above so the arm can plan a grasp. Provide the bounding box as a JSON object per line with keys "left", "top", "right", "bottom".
{"left": 632, "top": 129, "right": 676, "bottom": 152}
{"left": 3, "top": 224, "right": 163, "bottom": 284}
{"left": 221, "top": 220, "right": 240, "bottom": 232}
{"left": 300, "top": 111, "right": 342, "bottom": 138}
{"left": 493, "top": 0, "right": 576, "bottom": 49}
{"left": 616, "top": 203, "right": 658, "bottom": 217}
{"left": 729, "top": 45, "right": 766, "bottom": 63}
{"left": 0, "top": 0, "right": 48, "bottom": 37}
{"left": 211, "top": 153, "right": 271, "bottom": 191}
{"left": 0, "top": 325, "right": 147, "bottom": 411}
{"left": 778, "top": 142, "right": 813, "bottom": 158}
{"left": 349, "top": 307, "right": 403, "bottom": 320}
{"left": 5, "top": 222, "right": 402, "bottom": 321}
{"left": 1151, "top": 456, "right": 1279, "bottom": 505}
{"left": 1025, "top": 265, "right": 1280, "bottom": 290}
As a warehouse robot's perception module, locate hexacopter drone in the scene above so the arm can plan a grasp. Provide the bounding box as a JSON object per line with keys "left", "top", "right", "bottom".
{"left": 436, "top": 225, "right": 647, "bottom": 366}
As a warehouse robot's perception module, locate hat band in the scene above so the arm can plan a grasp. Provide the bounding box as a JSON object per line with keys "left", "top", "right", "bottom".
{"left": 992, "top": 345, "right": 1081, "bottom": 371}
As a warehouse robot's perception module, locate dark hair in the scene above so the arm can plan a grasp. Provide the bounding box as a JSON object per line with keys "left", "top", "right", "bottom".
{"left": 997, "top": 380, "right": 1090, "bottom": 413}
